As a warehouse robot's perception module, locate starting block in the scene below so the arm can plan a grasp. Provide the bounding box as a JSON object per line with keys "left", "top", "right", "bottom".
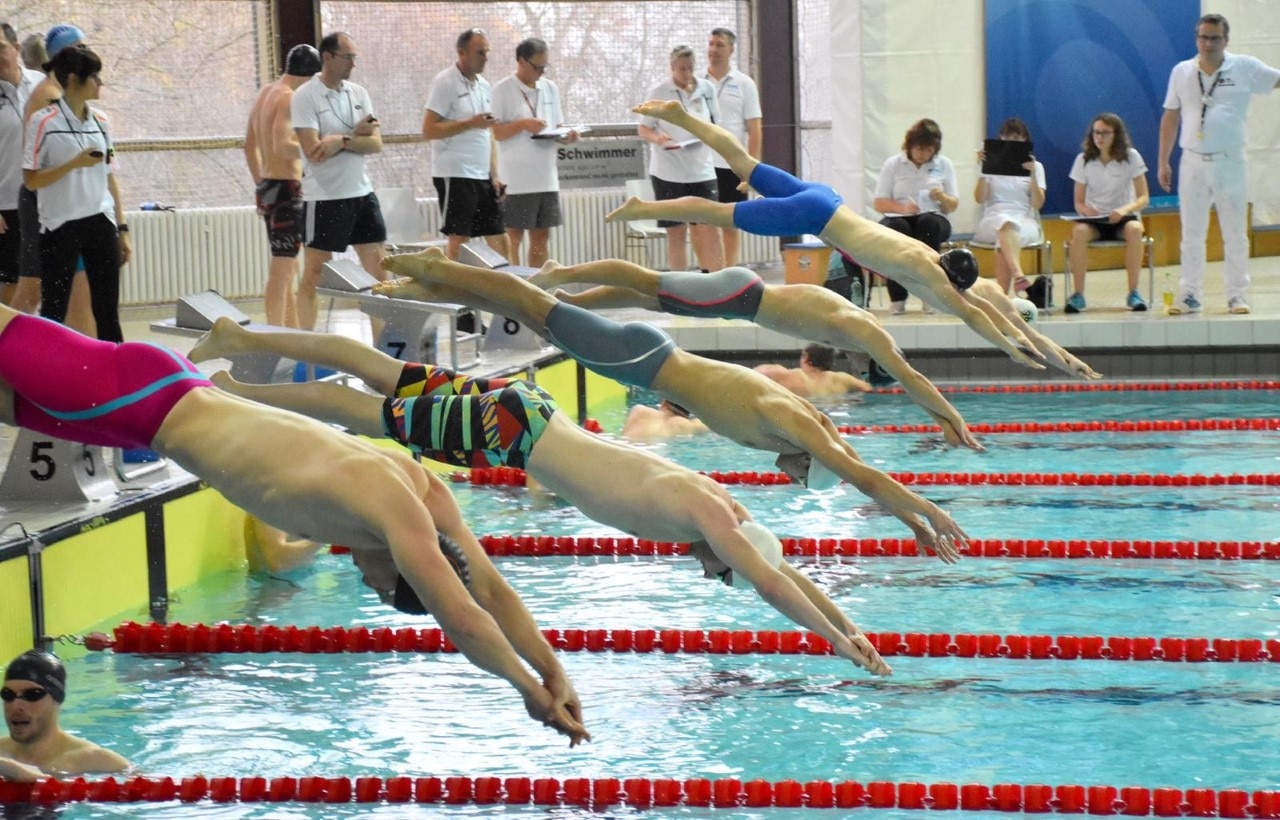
{"left": 318, "top": 259, "right": 480, "bottom": 369}
{"left": 175, "top": 289, "right": 250, "bottom": 330}
{"left": 0, "top": 428, "right": 117, "bottom": 503}
{"left": 458, "top": 241, "right": 549, "bottom": 354}
{"left": 151, "top": 291, "right": 292, "bottom": 383}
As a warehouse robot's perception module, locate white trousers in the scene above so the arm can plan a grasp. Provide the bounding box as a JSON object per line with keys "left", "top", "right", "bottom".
{"left": 1177, "top": 151, "right": 1250, "bottom": 301}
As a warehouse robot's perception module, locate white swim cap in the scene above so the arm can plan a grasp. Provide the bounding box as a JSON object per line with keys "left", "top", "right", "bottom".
{"left": 807, "top": 457, "right": 842, "bottom": 491}
{"left": 1011, "top": 297, "right": 1038, "bottom": 325}
{"left": 738, "top": 521, "right": 784, "bottom": 585}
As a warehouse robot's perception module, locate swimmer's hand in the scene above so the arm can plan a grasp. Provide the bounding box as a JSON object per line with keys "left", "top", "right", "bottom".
{"left": 938, "top": 417, "right": 985, "bottom": 452}
{"left": 545, "top": 676, "right": 591, "bottom": 748}
{"left": 914, "top": 510, "right": 967, "bottom": 565}
{"left": 1070, "top": 359, "right": 1104, "bottom": 380}
{"left": 1006, "top": 343, "right": 1046, "bottom": 371}
{"left": 838, "top": 629, "right": 892, "bottom": 676}
{"left": 523, "top": 685, "right": 590, "bottom": 748}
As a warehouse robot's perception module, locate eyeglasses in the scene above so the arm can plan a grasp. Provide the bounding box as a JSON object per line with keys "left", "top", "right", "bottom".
{"left": 528, "top": 62, "right": 549, "bottom": 74}
{"left": 1, "top": 687, "right": 48, "bottom": 703}
{"left": 1196, "top": 34, "right": 1224, "bottom": 42}
{"left": 1092, "top": 129, "right": 1115, "bottom": 136}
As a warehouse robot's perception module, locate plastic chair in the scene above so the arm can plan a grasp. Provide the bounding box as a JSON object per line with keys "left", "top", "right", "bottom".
{"left": 622, "top": 179, "right": 667, "bottom": 267}
{"left": 376, "top": 187, "right": 440, "bottom": 251}
{"left": 1063, "top": 233, "right": 1155, "bottom": 306}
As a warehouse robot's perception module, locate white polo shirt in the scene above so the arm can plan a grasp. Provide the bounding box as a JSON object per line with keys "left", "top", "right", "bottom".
{"left": 1163, "top": 52, "right": 1280, "bottom": 154}
{"left": 291, "top": 76, "right": 377, "bottom": 201}
{"left": 1069, "top": 148, "right": 1147, "bottom": 214}
{"left": 23, "top": 101, "right": 115, "bottom": 233}
{"left": 704, "top": 68, "right": 761, "bottom": 171}
{"left": 640, "top": 77, "right": 719, "bottom": 184}
{"left": 425, "top": 66, "right": 493, "bottom": 180}
{"left": 492, "top": 74, "right": 564, "bottom": 195}
{"left": 979, "top": 161, "right": 1047, "bottom": 220}
{"left": 0, "top": 68, "right": 45, "bottom": 210}
{"left": 873, "top": 153, "right": 958, "bottom": 215}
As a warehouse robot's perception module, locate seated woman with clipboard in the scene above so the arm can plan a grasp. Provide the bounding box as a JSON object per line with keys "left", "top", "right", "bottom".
{"left": 973, "top": 117, "right": 1046, "bottom": 299}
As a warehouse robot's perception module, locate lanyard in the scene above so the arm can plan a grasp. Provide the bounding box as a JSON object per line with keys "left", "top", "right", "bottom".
{"left": 1196, "top": 68, "right": 1222, "bottom": 140}
{"left": 55, "top": 99, "right": 104, "bottom": 152}
{"left": 326, "top": 86, "right": 355, "bottom": 130}
{"left": 520, "top": 83, "right": 539, "bottom": 118}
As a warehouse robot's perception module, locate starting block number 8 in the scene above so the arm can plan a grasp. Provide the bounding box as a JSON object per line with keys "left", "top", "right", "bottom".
{"left": 0, "top": 428, "right": 118, "bottom": 503}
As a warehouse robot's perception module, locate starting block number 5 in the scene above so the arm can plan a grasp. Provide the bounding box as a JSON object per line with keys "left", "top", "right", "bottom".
{"left": 0, "top": 428, "right": 118, "bottom": 503}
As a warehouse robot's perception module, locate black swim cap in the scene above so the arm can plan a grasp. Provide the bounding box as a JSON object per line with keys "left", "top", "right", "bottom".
{"left": 5, "top": 650, "right": 66, "bottom": 704}
{"left": 939, "top": 248, "right": 979, "bottom": 292}
{"left": 285, "top": 44, "right": 321, "bottom": 78}
{"left": 391, "top": 533, "right": 472, "bottom": 615}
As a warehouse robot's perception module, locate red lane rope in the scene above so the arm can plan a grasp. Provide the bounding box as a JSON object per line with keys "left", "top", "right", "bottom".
{"left": 454, "top": 535, "right": 1280, "bottom": 561}
{"left": 94, "top": 622, "right": 1280, "bottom": 663}
{"left": 456, "top": 468, "right": 1280, "bottom": 488}
{"left": 835, "top": 418, "right": 1279, "bottom": 435}
{"left": 875, "top": 379, "right": 1279, "bottom": 395}
{"left": 4, "top": 775, "right": 1277, "bottom": 814}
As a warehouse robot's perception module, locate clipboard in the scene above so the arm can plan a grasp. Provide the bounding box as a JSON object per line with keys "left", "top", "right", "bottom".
{"left": 981, "top": 139, "right": 1034, "bottom": 177}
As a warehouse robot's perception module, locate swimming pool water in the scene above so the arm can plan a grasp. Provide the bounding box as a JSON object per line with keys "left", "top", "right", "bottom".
{"left": 37, "top": 389, "right": 1280, "bottom": 817}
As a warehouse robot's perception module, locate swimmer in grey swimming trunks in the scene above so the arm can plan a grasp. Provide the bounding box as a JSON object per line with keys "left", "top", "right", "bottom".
{"left": 604, "top": 100, "right": 1046, "bottom": 371}
{"left": 377, "top": 247, "right": 970, "bottom": 563}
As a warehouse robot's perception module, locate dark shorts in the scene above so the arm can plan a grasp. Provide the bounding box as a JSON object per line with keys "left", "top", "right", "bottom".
{"left": 255, "top": 179, "right": 303, "bottom": 258}
{"left": 303, "top": 192, "right": 387, "bottom": 253}
{"left": 1087, "top": 214, "right": 1140, "bottom": 242}
{"left": 715, "top": 167, "right": 747, "bottom": 204}
{"left": 18, "top": 186, "right": 39, "bottom": 279}
{"left": 382, "top": 379, "right": 558, "bottom": 470}
{"left": 0, "top": 209, "right": 20, "bottom": 283}
{"left": 503, "top": 192, "right": 562, "bottom": 231}
{"left": 650, "top": 175, "right": 719, "bottom": 229}
{"left": 433, "top": 177, "right": 504, "bottom": 238}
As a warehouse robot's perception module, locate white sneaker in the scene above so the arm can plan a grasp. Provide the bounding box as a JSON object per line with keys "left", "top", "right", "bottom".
{"left": 1227, "top": 297, "right": 1251, "bottom": 315}
{"left": 921, "top": 303, "right": 937, "bottom": 315}
{"left": 1167, "top": 294, "right": 1201, "bottom": 315}
{"left": 890, "top": 301, "right": 906, "bottom": 316}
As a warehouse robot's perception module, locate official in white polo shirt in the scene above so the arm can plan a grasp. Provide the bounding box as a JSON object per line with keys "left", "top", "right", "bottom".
{"left": 291, "top": 31, "right": 386, "bottom": 332}
{"left": 0, "top": 24, "right": 46, "bottom": 303}
{"left": 424, "top": 28, "right": 507, "bottom": 264}
{"left": 22, "top": 46, "right": 128, "bottom": 342}
{"left": 640, "top": 45, "right": 723, "bottom": 273}
{"left": 492, "top": 38, "right": 580, "bottom": 269}
{"left": 1157, "top": 13, "right": 1280, "bottom": 316}
{"left": 704, "top": 27, "right": 761, "bottom": 267}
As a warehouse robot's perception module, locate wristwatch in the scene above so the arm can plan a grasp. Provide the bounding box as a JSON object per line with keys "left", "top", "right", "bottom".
{"left": 117, "top": 224, "right": 129, "bottom": 233}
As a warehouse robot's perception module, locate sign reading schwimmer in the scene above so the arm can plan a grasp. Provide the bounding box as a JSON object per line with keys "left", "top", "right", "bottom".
{"left": 556, "top": 138, "right": 645, "bottom": 189}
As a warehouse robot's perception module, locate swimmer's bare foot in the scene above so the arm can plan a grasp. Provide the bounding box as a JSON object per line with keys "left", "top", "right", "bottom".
{"left": 208, "top": 369, "right": 237, "bottom": 391}
{"left": 372, "top": 276, "right": 440, "bottom": 303}
{"left": 527, "top": 259, "right": 566, "bottom": 291}
{"left": 605, "top": 196, "right": 648, "bottom": 224}
{"left": 188, "top": 316, "right": 249, "bottom": 363}
{"left": 632, "top": 99, "right": 688, "bottom": 125}
{"left": 379, "top": 246, "right": 452, "bottom": 284}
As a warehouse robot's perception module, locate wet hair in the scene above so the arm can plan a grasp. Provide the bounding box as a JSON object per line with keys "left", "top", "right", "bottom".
{"left": 20, "top": 33, "right": 47, "bottom": 69}
{"left": 516, "top": 38, "right": 547, "bottom": 62}
{"left": 1081, "top": 112, "right": 1132, "bottom": 163}
{"left": 457, "top": 28, "right": 486, "bottom": 50}
{"left": 902, "top": 118, "right": 943, "bottom": 155}
{"left": 997, "top": 117, "right": 1030, "bottom": 141}
{"left": 389, "top": 534, "right": 472, "bottom": 615}
{"left": 48, "top": 45, "right": 101, "bottom": 89}
{"left": 318, "top": 32, "right": 347, "bottom": 57}
{"left": 1198, "top": 14, "right": 1228, "bottom": 38}
{"left": 710, "top": 27, "right": 736, "bottom": 48}
{"left": 803, "top": 343, "right": 836, "bottom": 371}
{"left": 670, "top": 44, "right": 695, "bottom": 63}
{"left": 5, "top": 650, "right": 66, "bottom": 704}
{"left": 284, "top": 44, "right": 321, "bottom": 77}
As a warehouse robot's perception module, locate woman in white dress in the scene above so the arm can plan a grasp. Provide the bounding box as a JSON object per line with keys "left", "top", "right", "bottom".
{"left": 973, "top": 117, "right": 1045, "bottom": 298}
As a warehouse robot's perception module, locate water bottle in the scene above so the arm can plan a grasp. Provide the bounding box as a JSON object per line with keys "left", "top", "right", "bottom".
{"left": 1161, "top": 271, "right": 1174, "bottom": 311}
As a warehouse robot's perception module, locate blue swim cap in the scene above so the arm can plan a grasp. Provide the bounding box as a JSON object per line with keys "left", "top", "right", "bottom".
{"left": 939, "top": 248, "right": 979, "bottom": 292}
{"left": 5, "top": 650, "right": 66, "bottom": 704}
{"left": 391, "top": 534, "right": 471, "bottom": 615}
{"left": 45, "top": 24, "right": 85, "bottom": 59}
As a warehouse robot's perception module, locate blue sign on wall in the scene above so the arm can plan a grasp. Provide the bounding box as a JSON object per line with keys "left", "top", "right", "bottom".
{"left": 984, "top": 0, "right": 1199, "bottom": 214}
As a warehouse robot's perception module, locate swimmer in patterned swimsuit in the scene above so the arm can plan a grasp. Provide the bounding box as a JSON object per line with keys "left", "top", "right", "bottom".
{"left": 0, "top": 303, "right": 587, "bottom": 743}
{"left": 190, "top": 318, "right": 897, "bottom": 677}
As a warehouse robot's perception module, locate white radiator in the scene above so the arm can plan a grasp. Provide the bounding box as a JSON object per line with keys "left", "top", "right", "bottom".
{"left": 121, "top": 191, "right": 782, "bottom": 306}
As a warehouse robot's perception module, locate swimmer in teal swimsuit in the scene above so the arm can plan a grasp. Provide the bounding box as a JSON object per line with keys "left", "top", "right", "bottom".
{"left": 603, "top": 100, "right": 1046, "bottom": 371}
{"left": 192, "top": 318, "right": 899, "bottom": 677}
{"left": 371, "top": 247, "right": 970, "bottom": 565}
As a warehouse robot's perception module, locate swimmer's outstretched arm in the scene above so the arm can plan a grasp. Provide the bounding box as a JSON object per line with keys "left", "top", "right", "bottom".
{"left": 972, "top": 292, "right": 1102, "bottom": 380}
{"left": 920, "top": 286, "right": 1046, "bottom": 370}
{"left": 0, "top": 756, "right": 47, "bottom": 783}
{"left": 776, "top": 562, "right": 883, "bottom": 664}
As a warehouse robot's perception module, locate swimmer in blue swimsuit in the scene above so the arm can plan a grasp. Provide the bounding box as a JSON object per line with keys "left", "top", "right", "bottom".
{"left": 603, "top": 100, "right": 1045, "bottom": 371}
{"left": 376, "top": 247, "right": 971, "bottom": 565}
{"left": 528, "top": 257, "right": 1000, "bottom": 448}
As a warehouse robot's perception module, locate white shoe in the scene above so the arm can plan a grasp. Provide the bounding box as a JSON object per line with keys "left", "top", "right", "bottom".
{"left": 890, "top": 301, "right": 906, "bottom": 316}
{"left": 921, "top": 303, "right": 937, "bottom": 315}
{"left": 1227, "top": 297, "right": 1251, "bottom": 315}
